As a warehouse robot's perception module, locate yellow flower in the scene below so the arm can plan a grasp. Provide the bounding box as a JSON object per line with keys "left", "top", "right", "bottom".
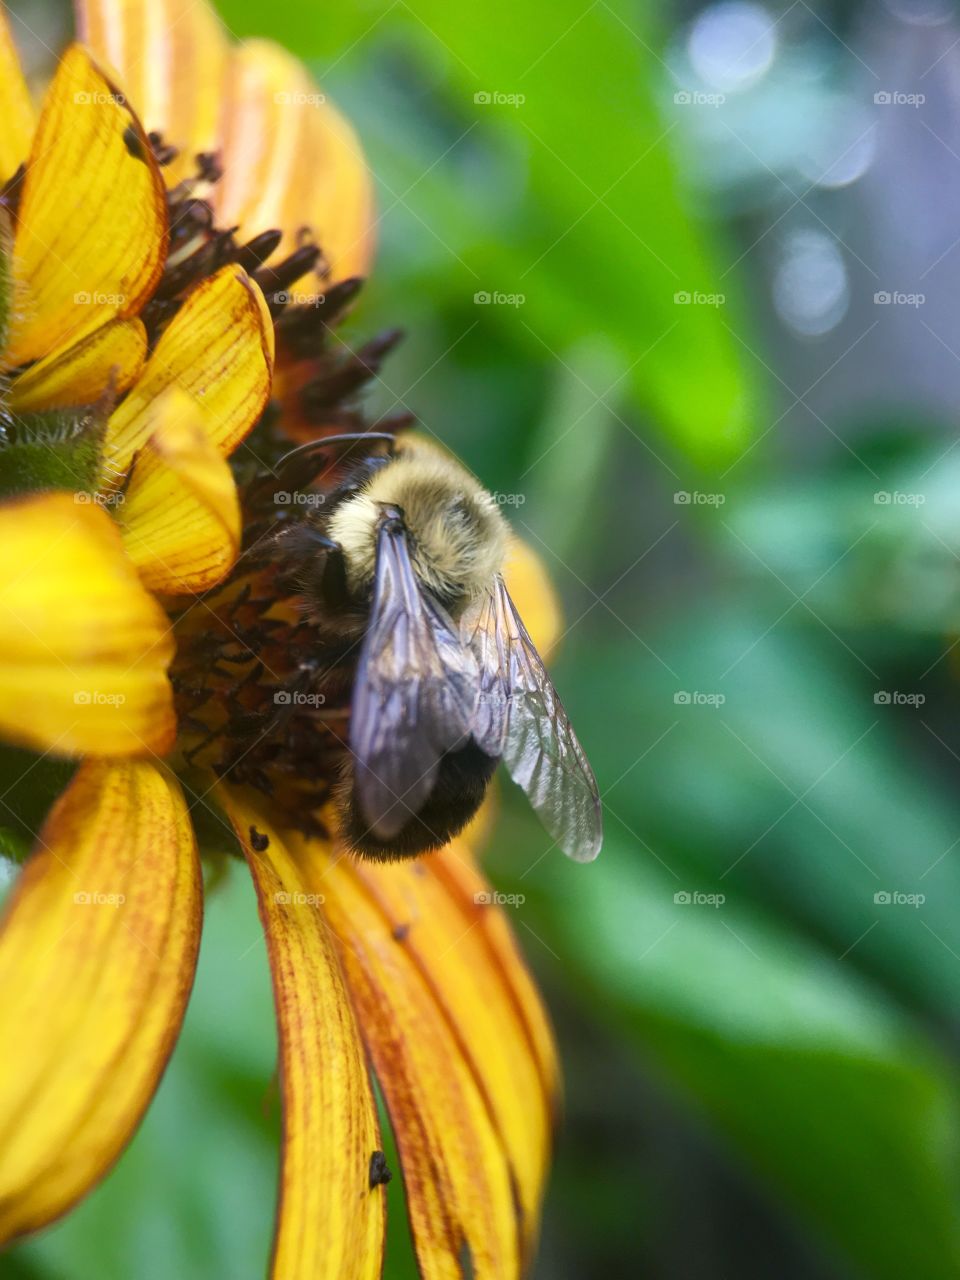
{"left": 0, "top": 4, "right": 560, "bottom": 1278}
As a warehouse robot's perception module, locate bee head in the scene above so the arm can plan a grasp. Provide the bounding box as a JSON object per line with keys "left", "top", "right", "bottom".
{"left": 327, "top": 444, "right": 509, "bottom": 615}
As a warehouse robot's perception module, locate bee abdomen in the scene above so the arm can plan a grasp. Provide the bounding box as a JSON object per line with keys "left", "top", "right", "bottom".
{"left": 336, "top": 741, "right": 498, "bottom": 861}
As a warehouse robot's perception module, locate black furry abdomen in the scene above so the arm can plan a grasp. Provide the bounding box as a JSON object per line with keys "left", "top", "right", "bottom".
{"left": 337, "top": 740, "right": 498, "bottom": 860}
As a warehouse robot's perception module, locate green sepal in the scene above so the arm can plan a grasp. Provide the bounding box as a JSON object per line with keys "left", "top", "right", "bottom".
{"left": 0, "top": 404, "right": 108, "bottom": 500}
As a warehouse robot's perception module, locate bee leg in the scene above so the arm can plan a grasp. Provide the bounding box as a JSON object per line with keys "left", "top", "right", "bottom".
{"left": 317, "top": 538, "right": 350, "bottom": 610}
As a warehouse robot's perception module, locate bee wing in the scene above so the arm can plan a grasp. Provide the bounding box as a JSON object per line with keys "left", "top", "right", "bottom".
{"left": 463, "top": 576, "right": 603, "bottom": 862}
{"left": 351, "top": 522, "right": 479, "bottom": 839}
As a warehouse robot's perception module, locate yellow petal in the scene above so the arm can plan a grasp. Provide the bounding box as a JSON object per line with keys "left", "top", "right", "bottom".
{"left": 75, "top": 0, "right": 229, "bottom": 187}
{"left": 102, "top": 265, "right": 274, "bottom": 483}
{"left": 215, "top": 40, "right": 374, "bottom": 284}
{"left": 341, "top": 843, "right": 557, "bottom": 1267}
{"left": 0, "top": 492, "right": 176, "bottom": 756}
{"left": 119, "top": 387, "right": 241, "bottom": 594}
{"left": 305, "top": 836, "right": 526, "bottom": 1279}
{"left": 503, "top": 539, "right": 562, "bottom": 662}
{"left": 0, "top": 760, "right": 202, "bottom": 1242}
{"left": 4, "top": 45, "right": 167, "bottom": 369}
{"left": 221, "top": 788, "right": 385, "bottom": 1280}
{"left": 8, "top": 317, "right": 146, "bottom": 413}
{"left": 0, "top": 9, "right": 34, "bottom": 181}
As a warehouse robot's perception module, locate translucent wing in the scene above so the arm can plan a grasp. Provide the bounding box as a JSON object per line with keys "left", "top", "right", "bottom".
{"left": 351, "top": 520, "right": 479, "bottom": 839}
{"left": 463, "top": 576, "right": 602, "bottom": 862}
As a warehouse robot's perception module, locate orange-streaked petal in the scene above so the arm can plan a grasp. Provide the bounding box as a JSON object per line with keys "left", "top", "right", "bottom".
{"left": 8, "top": 316, "right": 146, "bottom": 413}
{"left": 4, "top": 45, "right": 167, "bottom": 369}
{"left": 75, "top": 0, "right": 229, "bottom": 187}
{"left": 503, "top": 539, "right": 561, "bottom": 661}
{"left": 336, "top": 842, "right": 557, "bottom": 1266}
{"left": 215, "top": 40, "right": 374, "bottom": 284}
{"left": 101, "top": 265, "right": 274, "bottom": 483}
{"left": 221, "top": 788, "right": 385, "bottom": 1280}
{"left": 0, "top": 492, "right": 176, "bottom": 757}
{"left": 302, "top": 835, "right": 524, "bottom": 1279}
{"left": 0, "top": 9, "right": 34, "bottom": 181}
{"left": 119, "top": 387, "right": 241, "bottom": 594}
{"left": 0, "top": 760, "right": 201, "bottom": 1242}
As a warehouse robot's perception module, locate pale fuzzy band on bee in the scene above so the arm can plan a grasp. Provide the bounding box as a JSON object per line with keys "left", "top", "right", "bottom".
{"left": 326, "top": 441, "right": 509, "bottom": 613}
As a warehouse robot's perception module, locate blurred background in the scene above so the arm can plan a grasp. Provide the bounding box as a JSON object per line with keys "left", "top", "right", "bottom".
{"left": 8, "top": 0, "right": 960, "bottom": 1276}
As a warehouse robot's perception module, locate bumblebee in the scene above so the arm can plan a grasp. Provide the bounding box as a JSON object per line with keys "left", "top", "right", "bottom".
{"left": 281, "top": 434, "right": 602, "bottom": 863}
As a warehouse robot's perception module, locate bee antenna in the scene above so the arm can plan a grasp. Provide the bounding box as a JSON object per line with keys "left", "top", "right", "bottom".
{"left": 276, "top": 431, "right": 396, "bottom": 469}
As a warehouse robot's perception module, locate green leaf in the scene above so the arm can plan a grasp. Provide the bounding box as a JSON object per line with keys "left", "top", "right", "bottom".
{"left": 213, "top": 0, "right": 754, "bottom": 467}
{"left": 495, "top": 831, "right": 960, "bottom": 1280}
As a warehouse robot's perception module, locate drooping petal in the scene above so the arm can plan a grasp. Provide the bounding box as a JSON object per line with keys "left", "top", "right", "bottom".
{"left": 336, "top": 842, "right": 557, "bottom": 1269}
{"left": 75, "top": 0, "right": 229, "bottom": 186}
{"left": 219, "top": 789, "right": 386, "bottom": 1280}
{"left": 303, "top": 833, "right": 542, "bottom": 1279}
{"left": 0, "top": 760, "right": 202, "bottom": 1242}
{"left": 4, "top": 45, "right": 167, "bottom": 369}
{"left": 8, "top": 317, "right": 147, "bottom": 413}
{"left": 0, "top": 9, "right": 34, "bottom": 181}
{"left": 214, "top": 40, "right": 374, "bottom": 284}
{"left": 101, "top": 265, "right": 274, "bottom": 483}
{"left": 119, "top": 387, "right": 241, "bottom": 594}
{"left": 0, "top": 492, "right": 176, "bottom": 756}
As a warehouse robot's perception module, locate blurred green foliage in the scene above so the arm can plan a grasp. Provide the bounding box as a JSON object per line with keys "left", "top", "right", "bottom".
{"left": 10, "top": 1, "right": 960, "bottom": 1279}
